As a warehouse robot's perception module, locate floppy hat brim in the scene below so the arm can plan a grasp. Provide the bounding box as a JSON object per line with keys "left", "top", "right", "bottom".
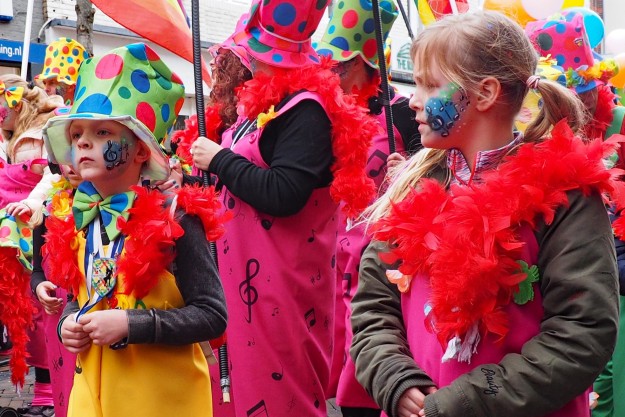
{"left": 43, "top": 113, "right": 170, "bottom": 181}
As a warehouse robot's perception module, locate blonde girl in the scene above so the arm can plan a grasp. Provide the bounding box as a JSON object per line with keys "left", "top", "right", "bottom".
{"left": 0, "top": 74, "right": 63, "bottom": 215}
{"left": 351, "top": 11, "right": 618, "bottom": 417}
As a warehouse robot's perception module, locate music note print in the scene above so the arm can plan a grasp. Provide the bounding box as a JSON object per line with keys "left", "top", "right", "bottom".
{"left": 307, "top": 229, "right": 316, "bottom": 243}
{"left": 223, "top": 239, "right": 230, "bottom": 254}
{"left": 305, "top": 308, "right": 316, "bottom": 331}
{"left": 309, "top": 269, "right": 321, "bottom": 286}
{"left": 239, "top": 258, "right": 260, "bottom": 324}
{"left": 343, "top": 272, "right": 352, "bottom": 297}
{"left": 247, "top": 399, "right": 270, "bottom": 417}
{"left": 367, "top": 149, "right": 389, "bottom": 178}
{"left": 339, "top": 237, "right": 350, "bottom": 250}
{"left": 271, "top": 362, "right": 284, "bottom": 381}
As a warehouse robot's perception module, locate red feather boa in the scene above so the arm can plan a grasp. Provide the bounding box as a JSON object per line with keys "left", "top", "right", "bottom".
{"left": 170, "top": 103, "right": 224, "bottom": 164}
{"left": 582, "top": 84, "right": 617, "bottom": 141}
{"left": 43, "top": 185, "right": 227, "bottom": 301}
{"left": 0, "top": 248, "right": 33, "bottom": 387}
{"left": 373, "top": 121, "right": 625, "bottom": 350}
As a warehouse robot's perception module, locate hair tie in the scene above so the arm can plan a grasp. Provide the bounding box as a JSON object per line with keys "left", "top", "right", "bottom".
{"left": 526, "top": 75, "right": 540, "bottom": 90}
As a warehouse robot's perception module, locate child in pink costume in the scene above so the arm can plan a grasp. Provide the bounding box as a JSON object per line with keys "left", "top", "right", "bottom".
{"left": 0, "top": 74, "right": 62, "bottom": 417}
{"left": 351, "top": 11, "right": 619, "bottom": 417}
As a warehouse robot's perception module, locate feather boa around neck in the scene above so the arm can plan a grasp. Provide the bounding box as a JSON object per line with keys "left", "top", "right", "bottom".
{"left": 43, "top": 184, "right": 227, "bottom": 300}
{"left": 373, "top": 121, "right": 625, "bottom": 357}
{"left": 582, "top": 84, "right": 616, "bottom": 141}
{"left": 235, "top": 57, "right": 380, "bottom": 218}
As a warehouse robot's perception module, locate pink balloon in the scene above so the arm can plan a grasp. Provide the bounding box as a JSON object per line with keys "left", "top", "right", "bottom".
{"left": 522, "top": 0, "right": 564, "bottom": 19}
{"left": 606, "top": 29, "right": 625, "bottom": 55}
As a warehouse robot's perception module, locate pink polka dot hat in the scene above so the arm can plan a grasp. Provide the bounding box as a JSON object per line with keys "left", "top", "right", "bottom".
{"left": 526, "top": 11, "right": 616, "bottom": 94}
{"left": 43, "top": 43, "right": 185, "bottom": 181}
{"left": 226, "top": 0, "right": 331, "bottom": 68}
{"left": 315, "top": 0, "right": 398, "bottom": 69}
{"left": 39, "top": 38, "right": 89, "bottom": 86}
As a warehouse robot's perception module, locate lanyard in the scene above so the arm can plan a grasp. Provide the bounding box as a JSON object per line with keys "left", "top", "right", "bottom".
{"left": 230, "top": 119, "right": 256, "bottom": 150}
{"left": 75, "top": 217, "right": 125, "bottom": 321}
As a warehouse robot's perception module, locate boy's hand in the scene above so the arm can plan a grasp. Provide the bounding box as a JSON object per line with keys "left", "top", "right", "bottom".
{"left": 191, "top": 136, "right": 223, "bottom": 171}
{"left": 5, "top": 201, "right": 32, "bottom": 217}
{"left": 153, "top": 159, "right": 182, "bottom": 193}
{"left": 79, "top": 310, "right": 129, "bottom": 346}
{"left": 61, "top": 314, "right": 92, "bottom": 353}
{"left": 35, "top": 282, "right": 63, "bottom": 315}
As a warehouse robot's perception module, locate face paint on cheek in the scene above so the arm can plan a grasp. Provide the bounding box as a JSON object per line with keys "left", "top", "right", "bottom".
{"left": 424, "top": 83, "right": 470, "bottom": 137}
{"left": 103, "top": 138, "right": 130, "bottom": 170}
{"left": 0, "top": 105, "right": 8, "bottom": 123}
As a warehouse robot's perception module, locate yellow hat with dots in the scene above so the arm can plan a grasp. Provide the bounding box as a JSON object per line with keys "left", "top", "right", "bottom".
{"left": 40, "top": 38, "right": 90, "bottom": 86}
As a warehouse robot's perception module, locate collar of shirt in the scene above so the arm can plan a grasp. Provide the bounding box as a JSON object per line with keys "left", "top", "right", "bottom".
{"left": 447, "top": 132, "right": 523, "bottom": 186}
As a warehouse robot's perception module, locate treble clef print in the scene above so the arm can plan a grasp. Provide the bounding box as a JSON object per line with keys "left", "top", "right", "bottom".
{"left": 239, "top": 258, "right": 260, "bottom": 323}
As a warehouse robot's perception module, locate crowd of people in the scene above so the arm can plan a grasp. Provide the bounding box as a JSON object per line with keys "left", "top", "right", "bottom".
{"left": 0, "top": 1, "right": 624, "bottom": 417}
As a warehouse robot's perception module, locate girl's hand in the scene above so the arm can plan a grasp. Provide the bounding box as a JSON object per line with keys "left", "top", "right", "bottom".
{"left": 61, "top": 314, "right": 92, "bottom": 353}
{"left": 191, "top": 136, "right": 223, "bottom": 171}
{"left": 398, "top": 386, "right": 438, "bottom": 417}
{"left": 79, "top": 309, "right": 129, "bottom": 346}
{"left": 387, "top": 152, "right": 407, "bottom": 171}
{"left": 35, "top": 281, "right": 63, "bottom": 315}
{"left": 5, "top": 201, "right": 32, "bottom": 217}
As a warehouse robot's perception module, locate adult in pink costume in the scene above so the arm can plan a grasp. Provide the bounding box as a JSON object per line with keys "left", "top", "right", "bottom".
{"left": 187, "top": 1, "right": 379, "bottom": 415}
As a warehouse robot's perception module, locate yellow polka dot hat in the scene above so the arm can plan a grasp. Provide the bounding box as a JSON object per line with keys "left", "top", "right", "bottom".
{"left": 40, "top": 38, "right": 89, "bottom": 86}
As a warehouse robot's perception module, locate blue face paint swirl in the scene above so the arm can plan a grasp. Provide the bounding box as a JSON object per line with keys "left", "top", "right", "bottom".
{"left": 425, "top": 83, "right": 470, "bottom": 137}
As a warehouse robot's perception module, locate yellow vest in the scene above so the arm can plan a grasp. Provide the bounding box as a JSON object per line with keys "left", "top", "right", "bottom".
{"left": 68, "top": 235, "right": 213, "bottom": 417}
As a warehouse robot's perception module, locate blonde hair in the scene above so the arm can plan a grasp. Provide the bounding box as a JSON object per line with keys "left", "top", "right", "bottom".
{"left": 364, "top": 11, "right": 586, "bottom": 226}
{"left": 1, "top": 74, "right": 62, "bottom": 161}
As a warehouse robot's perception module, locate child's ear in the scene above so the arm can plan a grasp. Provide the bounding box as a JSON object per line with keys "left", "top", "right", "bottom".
{"left": 134, "top": 141, "right": 151, "bottom": 164}
{"left": 475, "top": 77, "right": 501, "bottom": 112}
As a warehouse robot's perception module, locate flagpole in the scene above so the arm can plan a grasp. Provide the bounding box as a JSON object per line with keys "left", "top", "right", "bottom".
{"left": 20, "top": 0, "right": 34, "bottom": 79}
{"left": 190, "top": 0, "right": 231, "bottom": 404}
{"left": 372, "top": 0, "right": 396, "bottom": 154}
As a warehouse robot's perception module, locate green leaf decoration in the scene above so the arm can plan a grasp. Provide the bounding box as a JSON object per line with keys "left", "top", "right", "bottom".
{"left": 513, "top": 260, "right": 540, "bottom": 305}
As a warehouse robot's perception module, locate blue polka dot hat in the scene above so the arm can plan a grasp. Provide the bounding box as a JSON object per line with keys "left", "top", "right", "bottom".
{"left": 315, "top": 0, "right": 398, "bottom": 69}
{"left": 43, "top": 43, "right": 185, "bottom": 181}
{"left": 228, "top": 0, "right": 331, "bottom": 68}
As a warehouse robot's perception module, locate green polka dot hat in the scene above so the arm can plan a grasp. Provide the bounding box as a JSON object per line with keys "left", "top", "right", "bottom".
{"left": 315, "top": 0, "right": 398, "bottom": 69}
{"left": 43, "top": 43, "right": 185, "bottom": 181}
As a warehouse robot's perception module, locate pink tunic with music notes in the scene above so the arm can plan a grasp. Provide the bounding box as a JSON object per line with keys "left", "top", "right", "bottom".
{"left": 330, "top": 97, "right": 406, "bottom": 408}
{"left": 211, "top": 92, "right": 338, "bottom": 417}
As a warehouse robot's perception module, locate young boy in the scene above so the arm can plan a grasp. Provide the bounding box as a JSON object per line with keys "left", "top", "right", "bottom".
{"left": 39, "top": 38, "right": 89, "bottom": 105}
{"left": 42, "top": 43, "right": 227, "bottom": 417}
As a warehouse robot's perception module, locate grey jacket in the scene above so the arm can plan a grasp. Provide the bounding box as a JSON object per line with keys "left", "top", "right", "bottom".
{"left": 351, "top": 189, "right": 619, "bottom": 417}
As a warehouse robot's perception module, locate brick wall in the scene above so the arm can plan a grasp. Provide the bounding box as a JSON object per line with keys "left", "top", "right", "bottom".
{"left": 0, "top": 0, "right": 46, "bottom": 42}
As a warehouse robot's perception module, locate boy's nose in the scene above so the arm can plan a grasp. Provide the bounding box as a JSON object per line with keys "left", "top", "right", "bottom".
{"left": 75, "top": 135, "right": 91, "bottom": 149}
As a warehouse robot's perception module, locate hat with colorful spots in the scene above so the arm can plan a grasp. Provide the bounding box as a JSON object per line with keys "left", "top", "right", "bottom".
{"left": 226, "top": 0, "right": 330, "bottom": 68}
{"left": 43, "top": 43, "right": 185, "bottom": 181}
{"left": 0, "top": 209, "right": 33, "bottom": 270}
{"left": 210, "top": 13, "right": 252, "bottom": 70}
{"left": 525, "top": 11, "right": 616, "bottom": 94}
{"left": 315, "top": 0, "right": 398, "bottom": 69}
{"left": 39, "top": 38, "right": 89, "bottom": 86}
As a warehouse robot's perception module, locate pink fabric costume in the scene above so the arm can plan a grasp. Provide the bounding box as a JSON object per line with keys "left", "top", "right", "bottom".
{"left": 211, "top": 92, "right": 338, "bottom": 417}
{"left": 41, "top": 253, "right": 76, "bottom": 417}
{"left": 395, "top": 226, "right": 589, "bottom": 417}
{"left": 332, "top": 97, "right": 406, "bottom": 408}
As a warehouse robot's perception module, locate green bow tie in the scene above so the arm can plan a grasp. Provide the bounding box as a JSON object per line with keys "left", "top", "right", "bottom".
{"left": 72, "top": 182, "right": 136, "bottom": 241}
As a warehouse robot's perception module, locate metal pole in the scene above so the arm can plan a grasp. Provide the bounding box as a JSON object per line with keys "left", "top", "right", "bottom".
{"left": 190, "top": 0, "right": 231, "bottom": 404}
{"left": 372, "top": 0, "right": 396, "bottom": 154}
{"left": 20, "top": 0, "right": 34, "bottom": 79}
{"left": 397, "top": 0, "right": 414, "bottom": 40}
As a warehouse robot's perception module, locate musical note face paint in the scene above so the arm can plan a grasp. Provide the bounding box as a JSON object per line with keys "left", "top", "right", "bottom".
{"left": 424, "top": 82, "right": 470, "bottom": 138}
{"left": 103, "top": 137, "right": 130, "bottom": 170}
